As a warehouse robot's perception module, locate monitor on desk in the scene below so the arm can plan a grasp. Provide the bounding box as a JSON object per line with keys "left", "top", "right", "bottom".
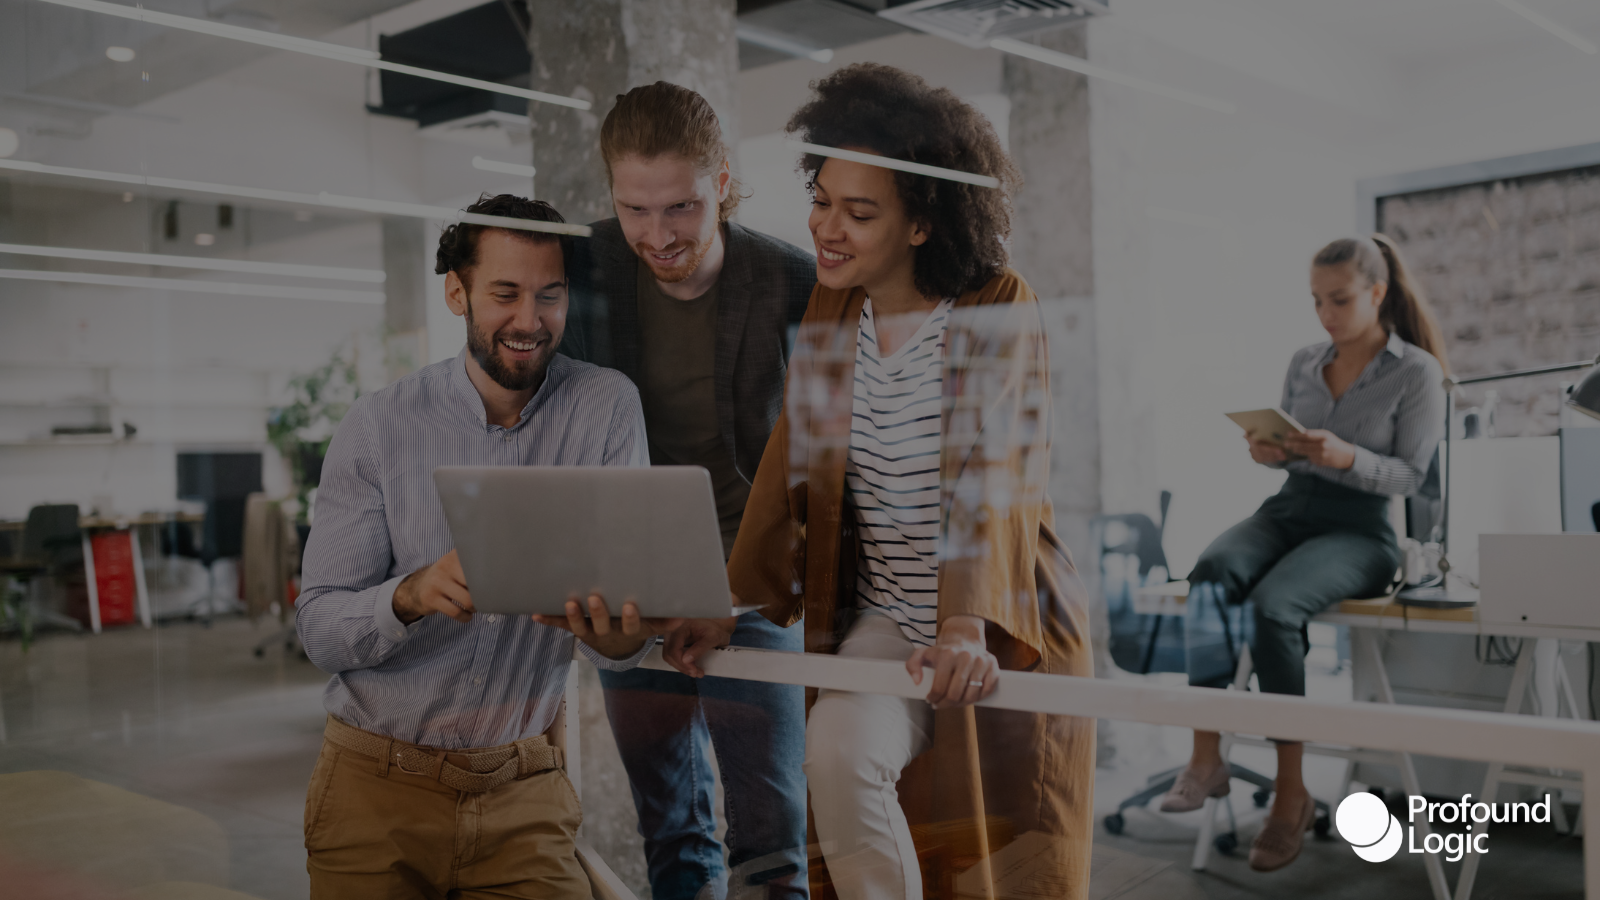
{"left": 1560, "top": 426, "right": 1600, "bottom": 532}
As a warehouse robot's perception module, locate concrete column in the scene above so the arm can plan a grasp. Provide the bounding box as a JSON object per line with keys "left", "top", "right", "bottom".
{"left": 526, "top": 1, "right": 631, "bottom": 224}
{"left": 523, "top": 4, "right": 740, "bottom": 894}
{"left": 1003, "top": 26, "right": 1112, "bottom": 694}
{"left": 527, "top": 0, "right": 741, "bottom": 224}
{"left": 1003, "top": 25, "right": 1099, "bottom": 564}
{"left": 381, "top": 216, "right": 427, "bottom": 381}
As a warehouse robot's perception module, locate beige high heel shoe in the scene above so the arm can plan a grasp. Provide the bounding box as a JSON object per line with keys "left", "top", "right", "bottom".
{"left": 1158, "top": 762, "right": 1232, "bottom": 813}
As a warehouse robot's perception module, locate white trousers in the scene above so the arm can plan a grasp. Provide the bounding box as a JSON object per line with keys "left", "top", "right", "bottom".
{"left": 804, "top": 614, "right": 933, "bottom": 900}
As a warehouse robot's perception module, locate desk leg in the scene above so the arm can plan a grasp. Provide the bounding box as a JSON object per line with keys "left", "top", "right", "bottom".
{"left": 1451, "top": 640, "right": 1534, "bottom": 900}
{"left": 1360, "top": 628, "right": 1451, "bottom": 900}
{"left": 128, "top": 527, "right": 152, "bottom": 630}
{"left": 1192, "top": 645, "right": 1258, "bottom": 871}
{"left": 1585, "top": 765, "right": 1599, "bottom": 897}
{"left": 81, "top": 534, "right": 101, "bottom": 635}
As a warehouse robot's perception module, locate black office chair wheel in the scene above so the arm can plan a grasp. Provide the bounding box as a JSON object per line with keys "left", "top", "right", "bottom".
{"left": 1314, "top": 813, "right": 1332, "bottom": 839}
{"left": 253, "top": 646, "right": 265, "bottom": 658}
{"left": 1253, "top": 789, "right": 1271, "bottom": 809}
{"left": 1103, "top": 813, "right": 1125, "bottom": 835}
{"left": 1214, "top": 831, "right": 1239, "bottom": 855}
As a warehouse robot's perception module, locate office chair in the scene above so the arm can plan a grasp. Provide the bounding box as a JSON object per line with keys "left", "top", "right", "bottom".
{"left": 1095, "top": 490, "right": 1180, "bottom": 675}
{"left": 184, "top": 497, "right": 247, "bottom": 625}
{"left": 0, "top": 504, "right": 88, "bottom": 642}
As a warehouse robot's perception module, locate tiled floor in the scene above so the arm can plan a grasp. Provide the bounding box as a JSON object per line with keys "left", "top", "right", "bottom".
{"left": 0, "top": 619, "right": 1585, "bottom": 899}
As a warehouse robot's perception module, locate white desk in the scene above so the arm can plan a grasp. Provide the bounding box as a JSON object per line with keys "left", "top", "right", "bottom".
{"left": 1137, "top": 581, "right": 1595, "bottom": 900}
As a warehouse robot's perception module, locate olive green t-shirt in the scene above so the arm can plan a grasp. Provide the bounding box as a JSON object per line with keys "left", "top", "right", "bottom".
{"left": 635, "top": 260, "right": 750, "bottom": 558}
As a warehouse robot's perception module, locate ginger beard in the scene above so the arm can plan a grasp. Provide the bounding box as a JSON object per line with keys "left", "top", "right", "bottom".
{"left": 463, "top": 293, "right": 552, "bottom": 392}
{"left": 635, "top": 233, "right": 714, "bottom": 284}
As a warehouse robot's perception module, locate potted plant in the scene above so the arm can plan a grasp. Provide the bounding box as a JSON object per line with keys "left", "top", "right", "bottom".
{"left": 267, "top": 346, "right": 360, "bottom": 528}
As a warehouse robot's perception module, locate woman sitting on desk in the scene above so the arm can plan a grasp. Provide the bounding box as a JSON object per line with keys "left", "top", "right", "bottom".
{"left": 1160, "top": 234, "right": 1448, "bottom": 871}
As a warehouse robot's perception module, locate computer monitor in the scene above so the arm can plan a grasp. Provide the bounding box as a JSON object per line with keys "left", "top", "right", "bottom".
{"left": 1559, "top": 427, "right": 1600, "bottom": 532}
{"left": 176, "top": 452, "right": 263, "bottom": 501}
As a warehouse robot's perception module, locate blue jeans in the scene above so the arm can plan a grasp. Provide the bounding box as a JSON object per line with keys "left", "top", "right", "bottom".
{"left": 599, "top": 612, "right": 808, "bottom": 900}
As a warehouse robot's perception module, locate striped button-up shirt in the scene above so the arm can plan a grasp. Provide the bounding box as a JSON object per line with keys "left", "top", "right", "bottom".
{"left": 1279, "top": 330, "right": 1445, "bottom": 496}
{"left": 295, "top": 348, "right": 650, "bottom": 749}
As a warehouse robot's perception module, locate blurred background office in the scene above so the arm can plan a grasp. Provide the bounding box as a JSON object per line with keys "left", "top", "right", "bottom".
{"left": 2, "top": 1, "right": 1598, "bottom": 898}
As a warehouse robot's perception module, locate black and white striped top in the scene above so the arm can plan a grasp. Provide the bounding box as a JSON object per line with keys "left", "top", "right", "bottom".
{"left": 848, "top": 298, "right": 952, "bottom": 646}
{"left": 1279, "top": 330, "right": 1446, "bottom": 496}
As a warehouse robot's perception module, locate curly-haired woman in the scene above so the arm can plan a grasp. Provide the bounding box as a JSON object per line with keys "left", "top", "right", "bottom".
{"left": 663, "top": 63, "right": 1095, "bottom": 900}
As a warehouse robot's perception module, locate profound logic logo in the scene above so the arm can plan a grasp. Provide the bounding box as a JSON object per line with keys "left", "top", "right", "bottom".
{"left": 1337, "top": 791, "right": 1554, "bottom": 863}
{"left": 1337, "top": 793, "right": 1404, "bottom": 861}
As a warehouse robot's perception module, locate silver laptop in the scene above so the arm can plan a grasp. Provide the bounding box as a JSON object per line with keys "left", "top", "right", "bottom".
{"left": 434, "top": 466, "right": 734, "bottom": 618}
{"left": 1477, "top": 533, "right": 1600, "bottom": 631}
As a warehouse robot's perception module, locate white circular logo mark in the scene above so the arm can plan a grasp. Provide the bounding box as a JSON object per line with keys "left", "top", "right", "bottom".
{"left": 1337, "top": 793, "right": 1403, "bottom": 862}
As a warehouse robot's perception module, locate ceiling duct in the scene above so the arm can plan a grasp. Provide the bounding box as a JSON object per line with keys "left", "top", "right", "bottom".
{"left": 736, "top": 0, "right": 909, "bottom": 70}
{"left": 877, "top": 0, "right": 1108, "bottom": 48}
{"left": 366, "top": 1, "right": 531, "bottom": 148}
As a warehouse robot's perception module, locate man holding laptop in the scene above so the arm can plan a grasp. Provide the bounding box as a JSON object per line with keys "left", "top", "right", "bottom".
{"left": 295, "top": 194, "right": 679, "bottom": 900}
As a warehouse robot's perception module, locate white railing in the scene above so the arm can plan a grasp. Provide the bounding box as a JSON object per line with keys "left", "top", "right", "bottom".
{"left": 616, "top": 644, "right": 1600, "bottom": 896}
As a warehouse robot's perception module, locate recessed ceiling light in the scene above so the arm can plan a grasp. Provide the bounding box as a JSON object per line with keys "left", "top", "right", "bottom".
{"left": 194, "top": 233, "right": 215, "bottom": 246}
{"left": 0, "top": 127, "right": 17, "bottom": 159}
{"left": 105, "top": 46, "right": 136, "bottom": 62}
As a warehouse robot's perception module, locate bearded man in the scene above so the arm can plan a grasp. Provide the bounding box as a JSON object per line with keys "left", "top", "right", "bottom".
{"left": 295, "top": 195, "right": 679, "bottom": 900}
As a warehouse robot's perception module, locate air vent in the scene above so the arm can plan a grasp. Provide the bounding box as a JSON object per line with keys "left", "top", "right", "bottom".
{"left": 877, "top": 0, "right": 1108, "bottom": 48}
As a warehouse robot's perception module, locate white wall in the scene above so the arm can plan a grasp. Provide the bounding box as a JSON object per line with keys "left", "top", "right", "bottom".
{"left": 0, "top": 0, "right": 510, "bottom": 519}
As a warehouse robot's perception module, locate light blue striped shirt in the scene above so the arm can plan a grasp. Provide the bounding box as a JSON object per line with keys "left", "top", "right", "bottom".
{"left": 1280, "top": 330, "right": 1446, "bottom": 496}
{"left": 295, "top": 348, "right": 650, "bottom": 749}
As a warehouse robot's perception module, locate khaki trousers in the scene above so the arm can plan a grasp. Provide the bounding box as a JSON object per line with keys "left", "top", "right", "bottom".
{"left": 304, "top": 733, "right": 588, "bottom": 899}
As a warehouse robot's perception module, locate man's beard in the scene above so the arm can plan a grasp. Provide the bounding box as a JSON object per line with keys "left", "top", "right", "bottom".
{"left": 636, "top": 233, "right": 715, "bottom": 284}
{"left": 465, "top": 300, "right": 551, "bottom": 392}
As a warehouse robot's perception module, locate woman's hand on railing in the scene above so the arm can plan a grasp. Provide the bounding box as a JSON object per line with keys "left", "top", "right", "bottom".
{"left": 906, "top": 614, "right": 999, "bottom": 709}
{"left": 662, "top": 612, "right": 739, "bottom": 678}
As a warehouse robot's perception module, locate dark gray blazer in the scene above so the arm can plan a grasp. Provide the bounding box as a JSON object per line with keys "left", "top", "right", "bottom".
{"left": 559, "top": 218, "right": 817, "bottom": 481}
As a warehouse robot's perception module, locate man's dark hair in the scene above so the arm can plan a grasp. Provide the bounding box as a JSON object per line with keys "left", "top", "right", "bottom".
{"left": 434, "top": 194, "right": 573, "bottom": 289}
{"left": 786, "top": 63, "right": 1021, "bottom": 299}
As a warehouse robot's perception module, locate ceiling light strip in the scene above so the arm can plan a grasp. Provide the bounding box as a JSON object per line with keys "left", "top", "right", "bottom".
{"left": 735, "top": 25, "right": 834, "bottom": 63}
{"left": 0, "top": 268, "right": 385, "bottom": 303}
{"left": 473, "top": 157, "right": 538, "bottom": 178}
{"left": 990, "top": 37, "right": 1237, "bottom": 115}
{"left": 786, "top": 140, "right": 1001, "bottom": 189}
{"left": 1492, "top": 0, "right": 1598, "bottom": 54}
{"left": 33, "top": 0, "right": 593, "bottom": 111}
{"left": 0, "top": 158, "right": 593, "bottom": 238}
{"left": 0, "top": 242, "right": 384, "bottom": 282}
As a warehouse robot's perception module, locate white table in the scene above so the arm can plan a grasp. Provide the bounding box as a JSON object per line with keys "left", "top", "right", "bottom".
{"left": 1136, "top": 581, "right": 1597, "bottom": 900}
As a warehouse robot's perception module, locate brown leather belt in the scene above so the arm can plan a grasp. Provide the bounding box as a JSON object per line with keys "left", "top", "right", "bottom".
{"left": 323, "top": 715, "right": 564, "bottom": 794}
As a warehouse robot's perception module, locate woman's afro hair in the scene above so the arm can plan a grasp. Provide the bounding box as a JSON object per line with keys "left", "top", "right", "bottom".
{"left": 786, "top": 63, "right": 1020, "bottom": 298}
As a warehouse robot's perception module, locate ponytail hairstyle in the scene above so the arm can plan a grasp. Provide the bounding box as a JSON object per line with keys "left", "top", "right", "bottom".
{"left": 1312, "top": 234, "right": 1450, "bottom": 375}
